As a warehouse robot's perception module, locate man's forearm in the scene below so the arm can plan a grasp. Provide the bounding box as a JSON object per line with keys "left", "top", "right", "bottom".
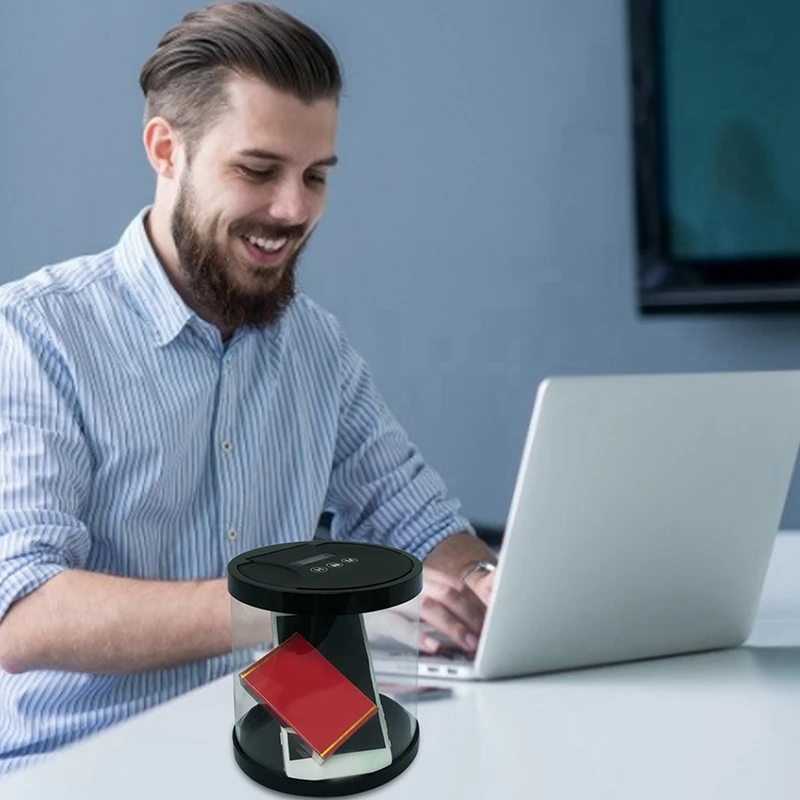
{"left": 0, "top": 570, "right": 232, "bottom": 674}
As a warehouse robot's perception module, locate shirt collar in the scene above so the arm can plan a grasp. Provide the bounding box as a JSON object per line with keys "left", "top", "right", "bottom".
{"left": 114, "top": 207, "right": 194, "bottom": 348}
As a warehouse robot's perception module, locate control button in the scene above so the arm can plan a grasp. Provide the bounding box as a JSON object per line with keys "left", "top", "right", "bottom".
{"left": 227, "top": 528, "right": 238, "bottom": 541}
{"left": 327, "top": 562, "right": 343, "bottom": 568}
{"left": 341, "top": 557, "right": 358, "bottom": 564}
{"left": 310, "top": 566, "right": 327, "bottom": 574}
{"left": 221, "top": 440, "right": 233, "bottom": 453}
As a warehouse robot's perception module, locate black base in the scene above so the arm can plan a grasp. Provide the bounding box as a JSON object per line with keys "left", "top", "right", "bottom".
{"left": 232, "top": 694, "right": 419, "bottom": 797}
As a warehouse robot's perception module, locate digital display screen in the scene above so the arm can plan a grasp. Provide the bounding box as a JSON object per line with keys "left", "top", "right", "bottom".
{"left": 291, "top": 552, "right": 334, "bottom": 566}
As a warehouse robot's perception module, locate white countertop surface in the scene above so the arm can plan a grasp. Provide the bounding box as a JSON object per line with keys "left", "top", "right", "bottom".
{"left": 3, "top": 534, "right": 799, "bottom": 799}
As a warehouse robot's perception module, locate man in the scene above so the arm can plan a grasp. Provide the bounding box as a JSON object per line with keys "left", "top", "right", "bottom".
{"left": 0, "top": 1, "right": 497, "bottom": 776}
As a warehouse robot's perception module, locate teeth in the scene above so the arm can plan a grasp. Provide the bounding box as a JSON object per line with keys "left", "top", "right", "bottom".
{"left": 245, "top": 235, "right": 287, "bottom": 253}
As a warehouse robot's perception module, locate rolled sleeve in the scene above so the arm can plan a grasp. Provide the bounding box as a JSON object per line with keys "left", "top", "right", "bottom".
{"left": 0, "top": 300, "right": 92, "bottom": 623}
{"left": 324, "top": 331, "right": 474, "bottom": 562}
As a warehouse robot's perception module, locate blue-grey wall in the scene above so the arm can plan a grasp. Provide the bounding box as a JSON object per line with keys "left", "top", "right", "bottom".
{"left": 2, "top": 0, "right": 800, "bottom": 529}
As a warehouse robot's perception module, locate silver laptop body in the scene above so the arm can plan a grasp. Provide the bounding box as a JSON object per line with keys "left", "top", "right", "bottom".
{"left": 375, "top": 371, "right": 800, "bottom": 681}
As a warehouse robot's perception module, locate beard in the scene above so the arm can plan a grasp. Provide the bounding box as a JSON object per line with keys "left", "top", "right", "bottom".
{"left": 170, "top": 174, "right": 310, "bottom": 331}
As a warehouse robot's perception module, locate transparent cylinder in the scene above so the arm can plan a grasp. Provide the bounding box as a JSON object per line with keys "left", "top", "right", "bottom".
{"left": 231, "top": 597, "right": 420, "bottom": 785}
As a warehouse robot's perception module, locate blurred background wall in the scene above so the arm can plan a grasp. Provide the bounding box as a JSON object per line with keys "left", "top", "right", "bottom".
{"left": 2, "top": 0, "right": 799, "bottom": 529}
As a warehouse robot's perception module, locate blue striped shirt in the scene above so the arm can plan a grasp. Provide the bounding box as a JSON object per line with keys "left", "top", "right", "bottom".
{"left": 0, "top": 208, "right": 471, "bottom": 776}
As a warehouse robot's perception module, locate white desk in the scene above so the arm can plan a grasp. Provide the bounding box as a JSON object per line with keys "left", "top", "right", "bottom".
{"left": 4, "top": 535, "right": 800, "bottom": 800}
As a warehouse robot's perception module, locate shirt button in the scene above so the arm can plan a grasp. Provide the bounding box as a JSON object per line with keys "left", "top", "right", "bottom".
{"left": 221, "top": 440, "right": 233, "bottom": 453}
{"left": 227, "top": 528, "right": 238, "bottom": 542}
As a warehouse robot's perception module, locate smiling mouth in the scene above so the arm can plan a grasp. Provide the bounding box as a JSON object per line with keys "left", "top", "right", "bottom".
{"left": 242, "top": 234, "right": 288, "bottom": 254}
{"left": 239, "top": 233, "right": 292, "bottom": 267}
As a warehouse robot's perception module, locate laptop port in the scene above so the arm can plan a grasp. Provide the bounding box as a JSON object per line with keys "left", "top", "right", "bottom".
{"left": 447, "top": 668, "right": 458, "bottom": 675}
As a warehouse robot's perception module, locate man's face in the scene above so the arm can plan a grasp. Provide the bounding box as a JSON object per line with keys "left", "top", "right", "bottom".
{"left": 170, "top": 76, "right": 338, "bottom": 331}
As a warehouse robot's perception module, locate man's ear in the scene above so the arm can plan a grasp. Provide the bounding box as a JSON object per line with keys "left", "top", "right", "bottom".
{"left": 143, "top": 117, "right": 182, "bottom": 180}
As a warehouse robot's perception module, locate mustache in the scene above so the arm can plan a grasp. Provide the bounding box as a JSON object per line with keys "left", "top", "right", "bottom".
{"left": 230, "top": 220, "right": 307, "bottom": 242}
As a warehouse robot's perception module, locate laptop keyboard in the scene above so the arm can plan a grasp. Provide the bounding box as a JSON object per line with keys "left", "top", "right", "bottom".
{"left": 375, "top": 641, "right": 473, "bottom": 663}
{"left": 422, "top": 644, "right": 473, "bottom": 663}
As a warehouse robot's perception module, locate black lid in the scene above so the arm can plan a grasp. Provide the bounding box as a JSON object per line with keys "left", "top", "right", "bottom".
{"left": 227, "top": 541, "right": 423, "bottom": 615}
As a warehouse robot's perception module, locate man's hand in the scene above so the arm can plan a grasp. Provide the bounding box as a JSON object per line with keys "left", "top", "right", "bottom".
{"left": 363, "top": 532, "right": 497, "bottom": 656}
{"left": 416, "top": 530, "right": 498, "bottom": 653}
{"left": 417, "top": 565, "right": 494, "bottom": 654}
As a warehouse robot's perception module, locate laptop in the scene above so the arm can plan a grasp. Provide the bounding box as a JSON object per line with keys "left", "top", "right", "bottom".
{"left": 373, "top": 370, "right": 800, "bottom": 681}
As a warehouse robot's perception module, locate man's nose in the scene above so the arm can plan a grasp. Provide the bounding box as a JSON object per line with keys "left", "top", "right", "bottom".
{"left": 269, "top": 178, "right": 309, "bottom": 227}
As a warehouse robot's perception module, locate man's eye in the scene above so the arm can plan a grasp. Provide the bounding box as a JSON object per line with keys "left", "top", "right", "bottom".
{"left": 239, "top": 166, "right": 274, "bottom": 180}
{"left": 306, "top": 173, "right": 327, "bottom": 187}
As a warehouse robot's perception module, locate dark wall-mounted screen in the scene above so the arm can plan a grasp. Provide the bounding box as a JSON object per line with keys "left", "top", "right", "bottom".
{"left": 630, "top": 0, "right": 800, "bottom": 312}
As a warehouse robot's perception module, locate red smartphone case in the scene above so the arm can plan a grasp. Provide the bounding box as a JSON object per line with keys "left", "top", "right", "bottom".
{"left": 239, "top": 631, "right": 379, "bottom": 761}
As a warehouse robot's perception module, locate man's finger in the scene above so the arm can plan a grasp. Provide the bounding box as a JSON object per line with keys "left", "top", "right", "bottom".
{"left": 419, "top": 595, "right": 479, "bottom": 652}
{"left": 363, "top": 608, "right": 447, "bottom": 655}
{"left": 423, "top": 570, "right": 487, "bottom": 636}
{"left": 363, "top": 609, "right": 419, "bottom": 651}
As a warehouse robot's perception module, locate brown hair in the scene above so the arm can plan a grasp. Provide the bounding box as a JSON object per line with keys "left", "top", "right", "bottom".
{"left": 139, "top": 2, "right": 342, "bottom": 150}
